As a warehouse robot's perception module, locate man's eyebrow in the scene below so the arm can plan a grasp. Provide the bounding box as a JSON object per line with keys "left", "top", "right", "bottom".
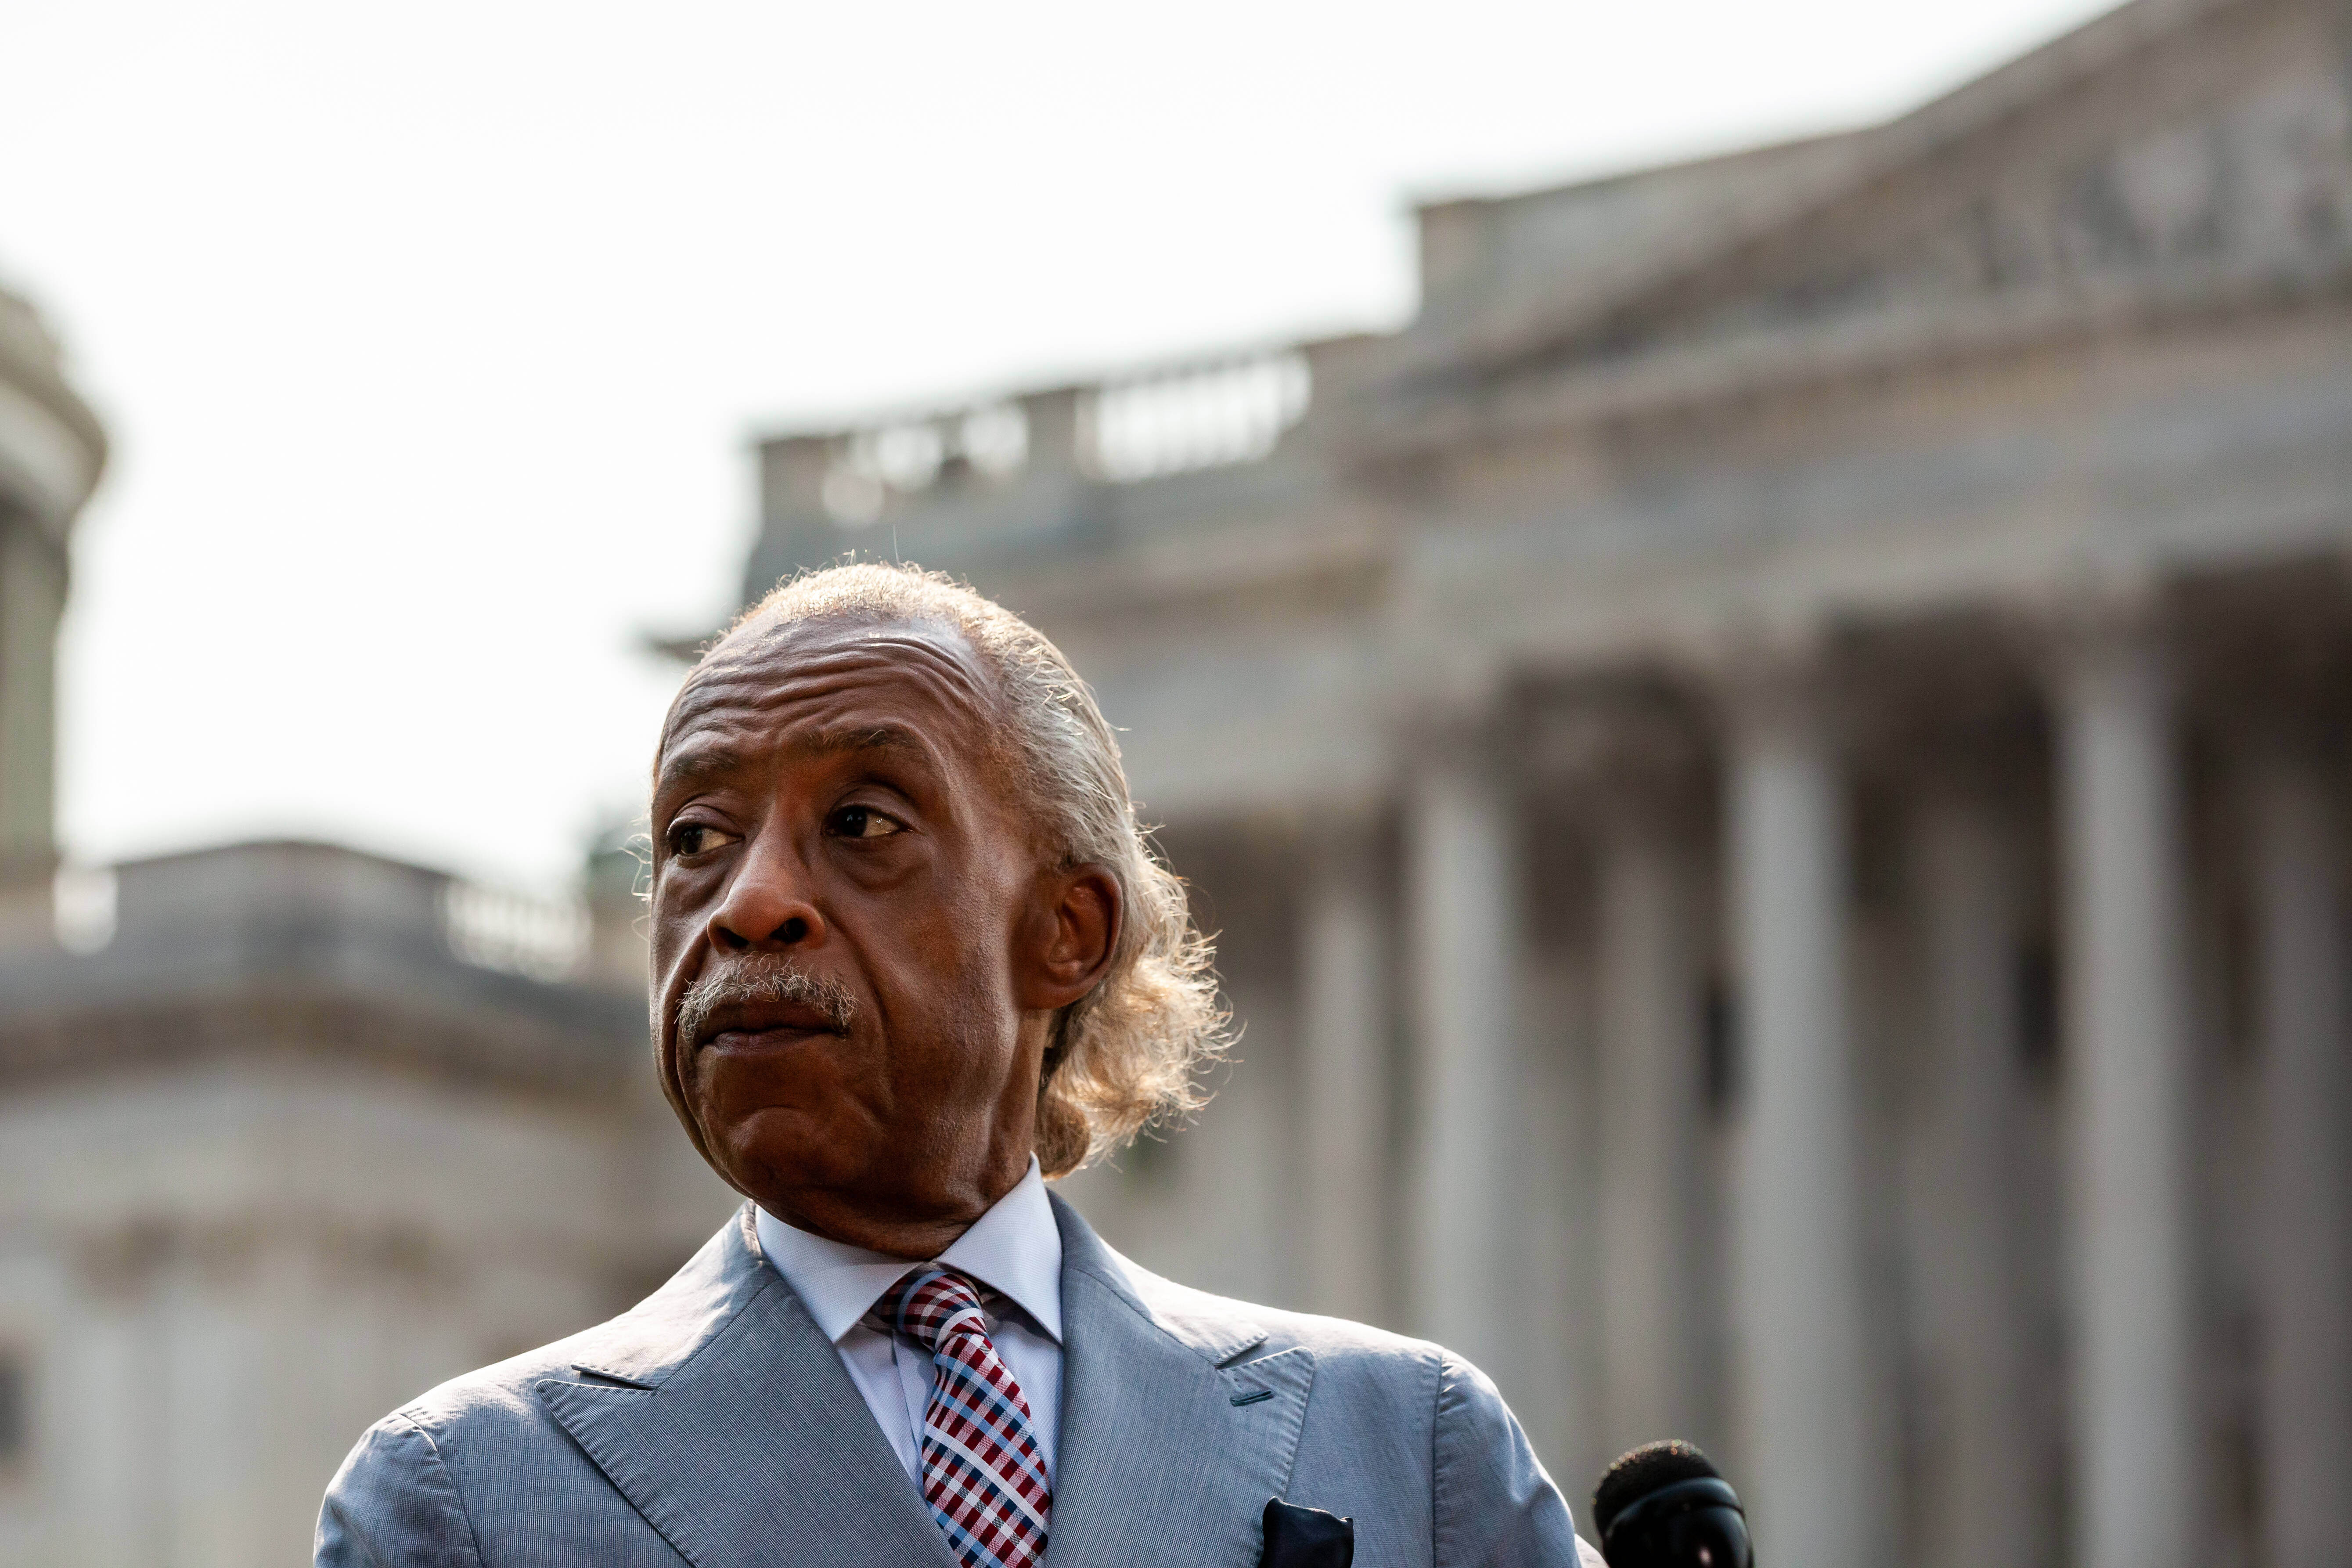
{"left": 656, "top": 746, "right": 742, "bottom": 790}
{"left": 656, "top": 727, "right": 936, "bottom": 793}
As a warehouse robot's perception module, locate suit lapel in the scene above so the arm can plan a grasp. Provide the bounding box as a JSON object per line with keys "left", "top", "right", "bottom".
{"left": 1046, "top": 1195, "right": 1316, "bottom": 1568}
{"left": 537, "top": 1207, "right": 955, "bottom": 1568}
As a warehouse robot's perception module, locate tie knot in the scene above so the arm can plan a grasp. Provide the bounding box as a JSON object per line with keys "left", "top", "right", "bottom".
{"left": 864, "top": 1265, "right": 991, "bottom": 1352}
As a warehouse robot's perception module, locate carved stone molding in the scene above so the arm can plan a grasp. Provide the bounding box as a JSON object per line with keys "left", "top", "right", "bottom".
{"left": 61, "top": 1207, "right": 606, "bottom": 1302}
{"left": 0, "top": 989, "right": 638, "bottom": 1101}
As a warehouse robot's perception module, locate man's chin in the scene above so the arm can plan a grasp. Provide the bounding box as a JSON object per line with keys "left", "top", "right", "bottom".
{"left": 703, "top": 1104, "right": 873, "bottom": 1210}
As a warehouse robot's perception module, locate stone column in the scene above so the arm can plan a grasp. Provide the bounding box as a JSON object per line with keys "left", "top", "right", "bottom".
{"left": 0, "top": 514, "right": 68, "bottom": 876}
{"left": 1406, "top": 731, "right": 1518, "bottom": 1376}
{"left": 1595, "top": 785, "right": 1707, "bottom": 1453}
{"left": 1725, "top": 665, "right": 1877, "bottom": 1568}
{"left": 1913, "top": 792, "right": 2035, "bottom": 1568}
{"left": 2246, "top": 753, "right": 2352, "bottom": 1568}
{"left": 2051, "top": 616, "right": 2196, "bottom": 1568}
{"left": 1299, "top": 818, "right": 1393, "bottom": 1323}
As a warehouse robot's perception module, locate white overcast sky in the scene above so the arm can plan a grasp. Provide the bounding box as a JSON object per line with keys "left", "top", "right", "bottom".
{"left": 1, "top": 0, "right": 2115, "bottom": 896}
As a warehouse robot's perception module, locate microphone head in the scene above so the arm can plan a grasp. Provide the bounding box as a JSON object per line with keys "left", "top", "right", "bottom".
{"left": 1592, "top": 1440, "right": 1749, "bottom": 1568}
{"left": 1593, "top": 1440, "right": 1721, "bottom": 1540}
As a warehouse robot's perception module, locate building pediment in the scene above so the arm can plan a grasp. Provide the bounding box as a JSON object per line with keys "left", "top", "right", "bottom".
{"left": 1384, "top": 0, "right": 2352, "bottom": 429}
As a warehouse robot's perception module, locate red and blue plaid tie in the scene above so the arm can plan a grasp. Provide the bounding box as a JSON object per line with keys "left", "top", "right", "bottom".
{"left": 865, "top": 1266, "right": 1052, "bottom": 1568}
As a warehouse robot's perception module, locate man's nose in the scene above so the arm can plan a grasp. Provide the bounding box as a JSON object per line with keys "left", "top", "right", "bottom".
{"left": 707, "top": 833, "right": 825, "bottom": 953}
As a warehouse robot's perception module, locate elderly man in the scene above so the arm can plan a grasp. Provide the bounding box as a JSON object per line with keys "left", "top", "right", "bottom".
{"left": 318, "top": 564, "right": 1597, "bottom": 1568}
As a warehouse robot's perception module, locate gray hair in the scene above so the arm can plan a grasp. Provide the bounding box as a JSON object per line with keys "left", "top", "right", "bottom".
{"left": 675, "top": 955, "right": 858, "bottom": 1053}
{"left": 695, "top": 561, "right": 1226, "bottom": 1175}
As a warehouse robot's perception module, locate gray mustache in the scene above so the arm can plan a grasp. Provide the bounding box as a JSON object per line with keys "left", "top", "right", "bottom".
{"left": 675, "top": 958, "right": 858, "bottom": 1049}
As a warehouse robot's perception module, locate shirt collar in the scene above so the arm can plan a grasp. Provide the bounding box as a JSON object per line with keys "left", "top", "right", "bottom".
{"left": 753, "top": 1157, "right": 1063, "bottom": 1347}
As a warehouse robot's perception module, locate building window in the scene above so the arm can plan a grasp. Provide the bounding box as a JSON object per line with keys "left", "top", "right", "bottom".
{"left": 2015, "top": 943, "right": 2059, "bottom": 1083}
{"left": 0, "top": 1351, "right": 25, "bottom": 1471}
{"left": 1703, "top": 980, "right": 1740, "bottom": 1112}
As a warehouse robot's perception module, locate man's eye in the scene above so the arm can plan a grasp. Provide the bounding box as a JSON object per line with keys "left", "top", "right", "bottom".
{"left": 669, "top": 824, "right": 738, "bottom": 857}
{"left": 826, "top": 805, "right": 904, "bottom": 840}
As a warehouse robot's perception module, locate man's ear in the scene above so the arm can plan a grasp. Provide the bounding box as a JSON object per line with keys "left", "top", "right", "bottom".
{"left": 1018, "top": 863, "right": 1122, "bottom": 1011}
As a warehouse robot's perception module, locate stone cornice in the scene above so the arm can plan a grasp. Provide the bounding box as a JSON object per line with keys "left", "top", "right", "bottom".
{"left": 1359, "top": 256, "right": 2352, "bottom": 458}
{"left": 0, "top": 981, "right": 642, "bottom": 1100}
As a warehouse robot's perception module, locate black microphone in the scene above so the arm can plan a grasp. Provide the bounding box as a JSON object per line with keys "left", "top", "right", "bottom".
{"left": 1592, "top": 1440, "right": 1752, "bottom": 1568}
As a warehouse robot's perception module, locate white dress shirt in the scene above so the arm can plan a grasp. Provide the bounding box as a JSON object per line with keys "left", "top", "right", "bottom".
{"left": 753, "top": 1158, "right": 1064, "bottom": 1488}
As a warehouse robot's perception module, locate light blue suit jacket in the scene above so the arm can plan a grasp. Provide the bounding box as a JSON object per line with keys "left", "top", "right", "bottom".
{"left": 317, "top": 1194, "right": 1597, "bottom": 1567}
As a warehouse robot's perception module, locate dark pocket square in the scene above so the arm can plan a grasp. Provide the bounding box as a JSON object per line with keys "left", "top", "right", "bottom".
{"left": 1260, "top": 1497, "right": 1354, "bottom": 1568}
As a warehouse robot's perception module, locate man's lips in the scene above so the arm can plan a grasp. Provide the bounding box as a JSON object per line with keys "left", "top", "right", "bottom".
{"left": 696, "top": 1003, "right": 846, "bottom": 1047}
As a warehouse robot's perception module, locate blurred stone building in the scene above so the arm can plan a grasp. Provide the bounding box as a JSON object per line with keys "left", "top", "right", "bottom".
{"left": 0, "top": 843, "right": 740, "bottom": 1566}
{"left": 739, "top": 3, "right": 2352, "bottom": 1568}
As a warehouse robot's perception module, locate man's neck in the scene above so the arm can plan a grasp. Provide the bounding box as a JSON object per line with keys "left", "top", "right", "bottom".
{"left": 760, "top": 1168, "right": 1026, "bottom": 1260}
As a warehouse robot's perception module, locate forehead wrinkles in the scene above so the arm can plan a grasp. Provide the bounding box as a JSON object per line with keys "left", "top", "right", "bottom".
{"left": 660, "top": 624, "right": 1005, "bottom": 770}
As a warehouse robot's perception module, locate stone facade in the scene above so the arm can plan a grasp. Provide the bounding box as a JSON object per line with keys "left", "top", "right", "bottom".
{"left": 737, "top": 3, "right": 2352, "bottom": 1566}
{"left": 0, "top": 840, "right": 739, "bottom": 1565}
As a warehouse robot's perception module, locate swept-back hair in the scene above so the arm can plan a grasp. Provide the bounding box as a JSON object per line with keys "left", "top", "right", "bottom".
{"left": 682, "top": 561, "right": 1226, "bottom": 1175}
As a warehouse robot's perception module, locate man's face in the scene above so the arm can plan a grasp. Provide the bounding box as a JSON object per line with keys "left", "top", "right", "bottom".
{"left": 648, "top": 614, "right": 1103, "bottom": 1252}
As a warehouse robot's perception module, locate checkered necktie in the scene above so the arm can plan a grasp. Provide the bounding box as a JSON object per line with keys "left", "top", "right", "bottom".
{"left": 864, "top": 1266, "right": 1052, "bottom": 1568}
